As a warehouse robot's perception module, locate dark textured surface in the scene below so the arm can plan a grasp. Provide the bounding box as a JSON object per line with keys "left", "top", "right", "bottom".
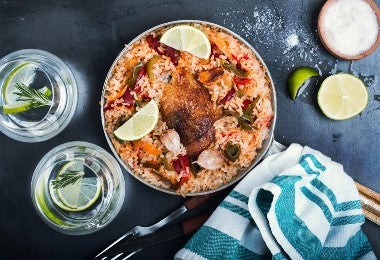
{"left": 0, "top": 0, "right": 379, "bottom": 259}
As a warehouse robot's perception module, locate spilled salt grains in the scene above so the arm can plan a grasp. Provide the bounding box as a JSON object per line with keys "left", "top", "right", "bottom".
{"left": 286, "top": 34, "right": 299, "bottom": 49}
{"left": 321, "top": 0, "right": 379, "bottom": 57}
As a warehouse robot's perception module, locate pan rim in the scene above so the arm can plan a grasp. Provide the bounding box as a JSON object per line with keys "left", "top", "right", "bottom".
{"left": 100, "top": 19, "right": 277, "bottom": 196}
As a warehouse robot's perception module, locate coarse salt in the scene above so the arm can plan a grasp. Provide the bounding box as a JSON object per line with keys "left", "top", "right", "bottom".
{"left": 286, "top": 33, "right": 299, "bottom": 48}
{"left": 321, "top": 0, "right": 379, "bottom": 56}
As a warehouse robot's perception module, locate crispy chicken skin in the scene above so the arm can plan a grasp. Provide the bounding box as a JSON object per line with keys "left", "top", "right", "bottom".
{"left": 160, "top": 69, "right": 222, "bottom": 156}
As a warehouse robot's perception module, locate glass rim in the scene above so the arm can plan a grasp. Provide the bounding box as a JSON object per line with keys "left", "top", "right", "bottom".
{"left": 31, "top": 141, "right": 125, "bottom": 235}
{"left": 0, "top": 49, "right": 78, "bottom": 142}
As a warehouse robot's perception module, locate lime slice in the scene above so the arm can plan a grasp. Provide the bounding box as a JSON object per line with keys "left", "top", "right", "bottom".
{"left": 35, "top": 177, "right": 67, "bottom": 226}
{"left": 49, "top": 161, "right": 102, "bottom": 212}
{"left": 160, "top": 25, "right": 211, "bottom": 59}
{"left": 2, "top": 62, "right": 37, "bottom": 104}
{"left": 318, "top": 73, "right": 368, "bottom": 120}
{"left": 2, "top": 86, "right": 52, "bottom": 114}
{"left": 288, "top": 66, "right": 319, "bottom": 100}
{"left": 3, "top": 102, "right": 31, "bottom": 114}
{"left": 114, "top": 99, "right": 159, "bottom": 141}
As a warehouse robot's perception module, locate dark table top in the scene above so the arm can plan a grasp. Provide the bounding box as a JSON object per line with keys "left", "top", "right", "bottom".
{"left": 0, "top": 0, "right": 379, "bottom": 259}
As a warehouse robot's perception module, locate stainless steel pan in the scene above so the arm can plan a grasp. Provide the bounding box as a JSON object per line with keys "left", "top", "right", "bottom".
{"left": 100, "top": 20, "right": 277, "bottom": 196}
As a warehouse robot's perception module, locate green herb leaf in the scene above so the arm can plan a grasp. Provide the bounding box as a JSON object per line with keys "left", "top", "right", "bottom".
{"left": 51, "top": 170, "right": 84, "bottom": 189}
{"left": 14, "top": 83, "right": 52, "bottom": 109}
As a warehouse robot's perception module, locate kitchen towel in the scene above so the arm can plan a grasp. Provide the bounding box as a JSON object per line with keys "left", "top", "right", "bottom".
{"left": 175, "top": 143, "right": 375, "bottom": 259}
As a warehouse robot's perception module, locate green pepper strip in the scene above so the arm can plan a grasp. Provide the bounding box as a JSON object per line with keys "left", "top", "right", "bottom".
{"left": 146, "top": 55, "right": 164, "bottom": 83}
{"left": 237, "top": 117, "right": 253, "bottom": 131}
{"left": 243, "top": 95, "right": 260, "bottom": 115}
{"left": 223, "top": 63, "right": 249, "bottom": 78}
{"left": 126, "top": 62, "right": 144, "bottom": 88}
{"left": 189, "top": 162, "right": 201, "bottom": 175}
{"left": 224, "top": 142, "right": 241, "bottom": 162}
{"left": 160, "top": 157, "right": 175, "bottom": 171}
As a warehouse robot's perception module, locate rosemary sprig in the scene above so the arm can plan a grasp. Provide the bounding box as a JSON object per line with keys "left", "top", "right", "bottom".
{"left": 52, "top": 170, "right": 84, "bottom": 189}
{"left": 14, "top": 83, "right": 52, "bottom": 108}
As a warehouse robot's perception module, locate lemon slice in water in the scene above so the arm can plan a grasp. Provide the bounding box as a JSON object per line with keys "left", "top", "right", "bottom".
{"left": 114, "top": 99, "right": 159, "bottom": 141}
{"left": 318, "top": 73, "right": 368, "bottom": 120}
{"left": 160, "top": 25, "right": 211, "bottom": 59}
{"left": 49, "top": 161, "right": 102, "bottom": 212}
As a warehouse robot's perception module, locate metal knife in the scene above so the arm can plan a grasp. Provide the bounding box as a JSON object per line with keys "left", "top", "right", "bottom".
{"left": 103, "top": 214, "right": 210, "bottom": 258}
{"left": 95, "top": 193, "right": 218, "bottom": 260}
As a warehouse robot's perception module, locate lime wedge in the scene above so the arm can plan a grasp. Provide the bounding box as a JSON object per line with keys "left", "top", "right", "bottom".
{"left": 49, "top": 161, "right": 102, "bottom": 212}
{"left": 2, "top": 86, "right": 52, "bottom": 114}
{"left": 160, "top": 25, "right": 211, "bottom": 59}
{"left": 3, "top": 102, "right": 31, "bottom": 114}
{"left": 288, "top": 66, "right": 319, "bottom": 100}
{"left": 114, "top": 99, "right": 159, "bottom": 141}
{"left": 2, "top": 62, "right": 37, "bottom": 104}
{"left": 318, "top": 73, "right": 368, "bottom": 120}
{"left": 35, "top": 177, "right": 66, "bottom": 225}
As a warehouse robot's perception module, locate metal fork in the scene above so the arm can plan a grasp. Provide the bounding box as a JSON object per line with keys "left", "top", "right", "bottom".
{"left": 95, "top": 194, "right": 217, "bottom": 260}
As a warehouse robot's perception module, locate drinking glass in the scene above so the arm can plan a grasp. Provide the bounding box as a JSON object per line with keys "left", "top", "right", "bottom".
{"left": 31, "top": 141, "right": 125, "bottom": 235}
{"left": 0, "top": 49, "right": 77, "bottom": 142}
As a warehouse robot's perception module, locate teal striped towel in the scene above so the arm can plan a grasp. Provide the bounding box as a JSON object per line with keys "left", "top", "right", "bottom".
{"left": 175, "top": 144, "right": 375, "bottom": 259}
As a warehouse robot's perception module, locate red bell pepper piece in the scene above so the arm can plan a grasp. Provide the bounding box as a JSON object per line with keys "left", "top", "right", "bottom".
{"left": 103, "top": 101, "right": 113, "bottom": 112}
{"left": 242, "top": 99, "right": 252, "bottom": 110}
{"left": 146, "top": 35, "right": 165, "bottom": 55}
{"left": 220, "top": 88, "right": 236, "bottom": 104}
{"left": 233, "top": 76, "right": 251, "bottom": 87}
{"left": 179, "top": 155, "right": 189, "bottom": 169}
{"left": 240, "top": 54, "right": 249, "bottom": 61}
{"left": 180, "top": 168, "right": 191, "bottom": 183}
{"left": 166, "top": 46, "right": 179, "bottom": 65}
{"left": 231, "top": 54, "right": 239, "bottom": 63}
{"left": 134, "top": 66, "right": 147, "bottom": 94}
{"left": 172, "top": 158, "right": 181, "bottom": 174}
{"left": 141, "top": 93, "right": 151, "bottom": 101}
{"left": 179, "top": 155, "right": 190, "bottom": 183}
{"left": 136, "top": 66, "right": 146, "bottom": 82}
{"left": 211, "top": 44, "right": 221, "bottom": 58}
{"left": 147, "top": 35, "right": 179, "bottom": 65}
{"left": 172, "top": 155, "right": 191, "bottom": 183}
{"left": 123, "top": 88, "right": 134, "bottom": 108}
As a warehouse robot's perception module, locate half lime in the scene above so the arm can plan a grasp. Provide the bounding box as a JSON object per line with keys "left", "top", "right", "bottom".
{"left": 318, "top": 73, "right": 368, "bottom": 120}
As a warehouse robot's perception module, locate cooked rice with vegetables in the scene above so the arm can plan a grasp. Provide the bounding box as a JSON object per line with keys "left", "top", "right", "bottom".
{"left": 102, "top": 23, "right": 274, "bottom": 194}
